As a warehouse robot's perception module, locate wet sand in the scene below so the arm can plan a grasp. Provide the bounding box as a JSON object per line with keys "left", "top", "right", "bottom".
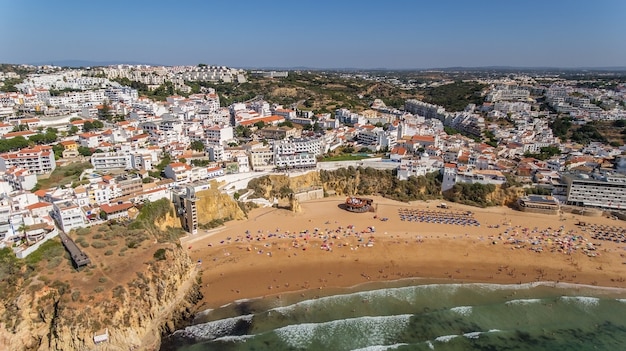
{"left": 182, "top": 196, "right": 626, "bottom": 309}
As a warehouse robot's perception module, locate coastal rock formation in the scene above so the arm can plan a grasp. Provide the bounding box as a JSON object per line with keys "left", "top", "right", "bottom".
{"left": 155, "top": 203, "right": 183, "bottom": 231}
{"left": 195, "top": 188, "right": 246, "bottom": 224}
{"left": 0, "top": 245, "right": 200, "bottom": 351}
{"left": 487, "top": 186, "right": 526, "bottom": 206}
{"left": 248, "top": 172, "right": 323, "bottom": 200}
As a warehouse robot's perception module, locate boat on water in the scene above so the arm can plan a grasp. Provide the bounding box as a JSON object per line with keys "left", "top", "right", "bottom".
{"left": 344, "top": 196, "right": 374, "bottom": 213}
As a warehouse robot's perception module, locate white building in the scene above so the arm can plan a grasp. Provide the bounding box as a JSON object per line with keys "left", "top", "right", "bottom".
{"left": 249, "top": 147, "right": 274, "bottom": 171}
{"left": 0, "top": 145, "right": 56, "bottom": 174}
{"left": 563, "top": 172, "right": 626, "bottom": 210}
{"left": 90, "top": 152, "right": 133, "bottom": 170}
{"left": 396, "top": 153, "right": 443, "bottom": 180}
{"left": 273, "top": 138, "right": 323, "bottom": 156}
{"left": 164, "top": 162, "right": 192, "bottom": 185}
{"left": 205, "top": 125, "right": 234, "bottom": 145}
{"left": 53, "top": 200, "right": 88, "bottom": 232}
{"left": 1, "top": 166, "right": 38, "bottom": 191}
{"left": 275, "top": 153, "right": 317, "bottom": 169}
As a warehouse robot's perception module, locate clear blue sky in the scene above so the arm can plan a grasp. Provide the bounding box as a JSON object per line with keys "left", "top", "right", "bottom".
{"left": 1, "top": 0, "right": 625, "bottom": 69}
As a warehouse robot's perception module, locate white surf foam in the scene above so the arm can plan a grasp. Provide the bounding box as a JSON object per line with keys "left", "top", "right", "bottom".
{"left": 434, "top": 334, "right": 458, "bottom": 342}
{"left": 450, "top": 306, "right": 472, "bottom": 316}
{"left": 273, "top": 284, "right": 460, "bottom": 314}
{"left": 560, "top": 296, "right": 600, "bottom": 308}
{"left": 463, "top": 331, "right": 482, "bottom": 339}
{"left": 174, "top": 314, "right": 253, "bottom": 340}
{"left": 505, "top": 298, "right": 542, "bottom": 305}
{"left": 212, "top": 334, "right": 255, "bottom": 343}
{"left": 275, "top": 314, "right": 412, "bottom": 349}
{"left": 349, "top": 343, "right": 408, "bottom": 351}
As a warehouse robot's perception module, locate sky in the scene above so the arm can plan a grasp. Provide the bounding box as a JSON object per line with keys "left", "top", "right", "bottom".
{"left": 1, "top": 0, "right": 625, "bottom": 69}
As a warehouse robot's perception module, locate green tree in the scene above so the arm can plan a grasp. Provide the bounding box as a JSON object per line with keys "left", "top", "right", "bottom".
{"left": 77, "top": 146, "right": 93, "bottom": 157}
{"left": 98, "top": 101, "right": 113, "bottom": 121}
{"left": 235, "top": 125, "right": 252, "bottom": 138}
{"left": 190, "top": 140, "right": 205, "bottom": 152}
{"left": 12, "top": 124, "right": 29, "bottom": 132}
{"left": 0, "top": 136, "right": 29, "bottom": 152}
{"left": 52, "top": 144, "right": 64, "bottom": 159}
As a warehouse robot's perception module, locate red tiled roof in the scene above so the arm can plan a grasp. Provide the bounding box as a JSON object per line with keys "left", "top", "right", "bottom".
{"left": 26, "top": 202, "right": 52, "bottom": 210}
{"left": 100, "top": 202, "right": 134, "bottom": 214}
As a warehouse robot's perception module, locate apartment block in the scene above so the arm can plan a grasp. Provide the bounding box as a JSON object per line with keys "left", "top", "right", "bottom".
{"left": 0, "top": 145, "right": 56, "bottom": 174}
{"left": 90, "top": 152, "right": 133, "bottom": 170}
{"left": 563, "top": 173, "right": 626, "bottom": 210}
{"left": 53, "top": 200, "right": 88, "bottom": 232}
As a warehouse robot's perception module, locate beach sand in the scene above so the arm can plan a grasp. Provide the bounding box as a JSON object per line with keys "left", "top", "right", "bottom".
{"left": 182, "top": 196, "right": 626, "bottom": 309}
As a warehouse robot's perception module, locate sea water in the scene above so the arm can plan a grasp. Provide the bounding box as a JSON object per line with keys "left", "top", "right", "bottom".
{"left": 160, "top": 280, "right": 626, "bottom": 351}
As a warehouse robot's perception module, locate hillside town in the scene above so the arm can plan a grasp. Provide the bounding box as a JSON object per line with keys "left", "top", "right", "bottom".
{"left": 1, "top": 64, "right": 626, "bottom": 258}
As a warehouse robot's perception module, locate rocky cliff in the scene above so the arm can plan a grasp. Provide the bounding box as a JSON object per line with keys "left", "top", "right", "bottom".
{"left": 487, "top": 185, "right": 526, "bottom": 206}
{"left": 195, "top": 187, "right": 246, "bottom": 224}
{"left": 0, "top": 244, "right": 200, "bottom": 351}
{"left": 249, "top": 172, "right": 323, "bottom": 199}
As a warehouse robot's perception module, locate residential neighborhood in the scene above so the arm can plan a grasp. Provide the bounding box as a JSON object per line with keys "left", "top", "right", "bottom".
{"left": 1, "top": 64, "right": 626, "bottom": 258}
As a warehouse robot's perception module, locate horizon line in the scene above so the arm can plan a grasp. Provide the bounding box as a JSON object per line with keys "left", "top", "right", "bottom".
{"left": 4, "top": 60, "right": 626, "bottom": 72}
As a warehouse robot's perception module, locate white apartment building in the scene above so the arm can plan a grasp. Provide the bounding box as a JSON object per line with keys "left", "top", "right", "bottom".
{"left": 207, "top": 144, "right": 225, "bottom": 162}
{"left": 233, "top": 153, "right": 250, "bottom": 173}
{"left": 0, "top": 145, "right": 56, "bottom": 174}
{"left": 53, "top": 200, "right": 88, "bottom": 232}
{"left": 273, "top": 138, "right": 323, "bottom": 156}
{"left": 274, "top": 153, "right": 317, "bottom": 169}
{"left": 78, "top": 132, "right": 109, "bottom": 148}
{"left": 396, "top": 154, "right": 443, "bottom": 180}
{"left": 1, "top": 167, "right": 37, "bottom": 191}
{"left": 357, "top": 128, "right": 397, "bottom": 150}
{"left": 164, "top": 162, "right": 192, "bottom": 185}
{"left": 404, "top": 100, "right": 446, "bottom": 120}
{"left": 90, "top": 152, "right": 133, "bottom": 170}
{"left": 205, "top": 125, "right": 234, "bottom": 145}
{"left": 563, "top": 173, "right": 626, "bottom": 210}
{"left": 335, "top": 108, "right": 367, "bottom": 125}
{"left": 249, "top": 147, "right": 274, "bottom": 171}
{"left": 455, "top": 169, "right": 507, "bottom": 187}
{"left": 486, "top": 85, "right": 530, "bottom": 102}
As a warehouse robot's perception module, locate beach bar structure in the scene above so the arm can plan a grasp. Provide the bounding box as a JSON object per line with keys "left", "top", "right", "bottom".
{"left": 344, "top": 197, "right": 374, "bottom": 213}
{"left": 58, "top": 231, "right": 91, "bottom": 268}
{"left": 517, "top": 195, "right": 560, "bottom": 215}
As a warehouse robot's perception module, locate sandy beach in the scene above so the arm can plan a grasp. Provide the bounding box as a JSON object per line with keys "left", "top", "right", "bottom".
{"left": 183, "top": 196, "right": 626, "bottom": 309}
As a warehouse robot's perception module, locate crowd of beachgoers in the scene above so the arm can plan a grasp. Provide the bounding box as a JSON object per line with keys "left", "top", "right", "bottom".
{"left": 489, "top": 224, "right": 604, "bottom": 257}
{"left": 200, "top": 214, "right": 624, "bottom": 261}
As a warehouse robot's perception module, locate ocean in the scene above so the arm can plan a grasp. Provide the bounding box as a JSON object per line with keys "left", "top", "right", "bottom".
{"left": 160, "top": 280, "right": 626, "bottom": 351}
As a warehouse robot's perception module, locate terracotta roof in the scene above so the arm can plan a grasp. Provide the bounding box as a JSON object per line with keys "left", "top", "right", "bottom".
{"left": 100, "top": 202, "right": 134, "bottom": 214}
{"left": 34, "top": 189, "right": 49, "bottom": 197}
{"left": 26, "top": 201, "right": 52, "bottom": 210}
{"left": 411, "top": 135, "right": 435, "bottom": 142}
{"left": 239, "top": 115, "right": 285, "bottom": 126}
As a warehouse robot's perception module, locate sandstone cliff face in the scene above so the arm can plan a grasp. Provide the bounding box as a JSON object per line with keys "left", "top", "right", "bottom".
{"left": 487, "top": 186, "right": 526, "bottom": 206}
{"left": 251, "top": 172, "right": 323, "bottom": 199}
{"left": 0, "top": 245, "right": 200, "bottom": 351}
{"left": 155, "top": 203, "right": 182, "bottom": 232}
{"left": 195, "top": 188, "right": 246, "bottom": 224}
